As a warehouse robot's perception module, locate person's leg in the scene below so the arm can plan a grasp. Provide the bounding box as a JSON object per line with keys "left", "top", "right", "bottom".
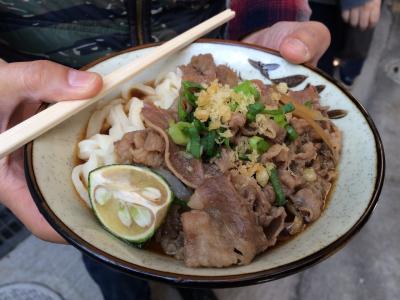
{"left": 309, "top": 2, "right": 345, "bottom": 75}
{"left": 339, "top": 26, "right": 375, "bottom": 85}
{"left": 82, "top": 255, "right": 151, "bottom": 300}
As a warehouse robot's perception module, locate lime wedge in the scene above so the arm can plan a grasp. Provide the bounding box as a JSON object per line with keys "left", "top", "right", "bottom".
{"left": 88, "top": 165, "right": 173, "bottom": 244}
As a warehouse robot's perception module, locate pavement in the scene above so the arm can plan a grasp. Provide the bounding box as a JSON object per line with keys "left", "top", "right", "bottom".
{"left": 1, "top": 2, "right": 400, "bottom": 300}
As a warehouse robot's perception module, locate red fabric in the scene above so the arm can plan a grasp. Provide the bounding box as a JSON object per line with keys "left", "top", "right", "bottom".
{"left": 228, "top": 0, "right": 308, "bottom": 40}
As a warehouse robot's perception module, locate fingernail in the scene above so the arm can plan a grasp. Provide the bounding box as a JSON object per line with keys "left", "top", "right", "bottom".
{"left": 286, "top": 38, "right": 310, "bottom": 61}
{"left": 68, "top": 70, "right": 96, "bottom": 87}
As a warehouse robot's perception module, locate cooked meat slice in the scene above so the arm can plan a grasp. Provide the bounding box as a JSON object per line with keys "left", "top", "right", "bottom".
{"left": 290, "top": 117, "right": 310, "bottom": 135}
{"left": 114, "top": 129, "right": 164, "bottom": 168}
{"left": 230, "top": 171, "right": 286, "bottom": 246}
{"left": 179, "top": 54, "right": 217, "bottom": 84}
{"left": 261, "top": 144, "right": 289, "bottom": 163}
{"left": 294, "top": 142, "right": 317, "bottom": 162}
{"left": 262, "top": 184, "right": 276, "bottom": 205}
{"left": 183, "top": 176, "right": 269, "bottom": 267}
{"left": 230, "top": 171, "right": 271, "bottom": 226}
{"left": 182, "top": 211, "right": 241, "bottom": 267}
{"left": 251, "top": 80, "right": 274, "bottom": 105}
{"left": 216, "top": 65, "right": 239, "bottom": 87}
{"left": 288, "top": 85, "right": 319, "bottom": 105}
{"left": 141, "top": 102, "right": 205, "bottom": 188}
{"left": 156, "top": 204, "right": 185, "bottom": 260}
{"left": 203, "top": 163, "right": 222, "bottom": 178}
{"left": 252, "top": 115, "right": 281, "bottom": 139}
{"left": 129, "top": 148, "right": 164, "bottom": 167}
{"left": 229, "top": 112, "right": 246, "bottom": 133}
{"left": 212, "top": 148, "right": 235, "bottom": 173}
{"left": 284, "top": 202, "right": 305, "bottom": 236}
{"left": 240, "top": 125, "right": 258, "bottom": 136}
{"left": 263, "top": 207, "right": 287, "bottom": 245}
{"left": 278, "top": 169, "right": 304, "bottom": 193}
{"left": 291, "top": 188, "right": 322, "bottom": 222}
{"left": 144, "top": 129, "right": 165, "bottom": 152}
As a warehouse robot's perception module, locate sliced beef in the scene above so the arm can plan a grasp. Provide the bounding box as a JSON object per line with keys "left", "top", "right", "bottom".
{"left": 278, "top": 169, "right": 304, "bottom": 191}
{"left": 261, "top": 144, "right": 289, "bottom": 163}
{"left": 179, "top": 54, "right": 217, "bottom": 84}
{"left": 291, "top": 188, "right": 322, "bottom": 222}
{"left": 182, "top": 176, "right": 268, "bottom": 267}
{"left": 288, "top": 85, "right": 319, "bottom": 105}
{"left": 156, "top": 204, "right": 185, "bottom": 260}
{"left": 114, "top": 129, "right": 164, "bottom": 168}
{"left": 251, "top": 80, "right": 274, "bottom": 105}
{"left": 230, "top": 172, "right": 286, "bottom": 246}
{"left": 216, "top": 65, "right": 239, "bottom": 87}
{"left": 290, "top": 117, "right": 310, "bottom": 135}
{"left": 262, "top": 184, "right": 276, "bottom": 205}
{"left": 141, "top": 102, "right": 205, "bottom": 188}
{"left": 284, "top": 202, "right": 305, "bottom": 236}
{"left": 212, "top": 148, "right": 235, "bottom": 173}
{"left": 230, "top": 171, "right": 271, "bottom": 226}
{"left": 294, "top": 142, "right": 317, "bottom": 162}
{"left": 182, "top": 211, "right": 241, "bottom": 267}
{"left": 262, "top": 207, "right": 286, "bottom": 245}
{"left": 229, "top": 112, "right": 246, "bottom": 135}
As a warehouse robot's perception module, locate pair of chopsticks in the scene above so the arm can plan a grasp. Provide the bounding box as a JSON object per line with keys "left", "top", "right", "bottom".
{"left": 0, "top": 9, "right": 235, "bottom": 159}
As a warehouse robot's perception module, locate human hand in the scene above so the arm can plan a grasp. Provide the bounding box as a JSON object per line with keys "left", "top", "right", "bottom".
{"left": 0, "top": 59, "right": 102, "bottom": 243}
{"left": 243, "top": 21, "right": 331, "bottom": 66}
{"left": 342, "top": 0, "right": 381, "bottom": 30}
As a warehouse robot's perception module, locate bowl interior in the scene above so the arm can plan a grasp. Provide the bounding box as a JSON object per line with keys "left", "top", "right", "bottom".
{"left": 28, "top": 42, "right": 381, "bottom": 281}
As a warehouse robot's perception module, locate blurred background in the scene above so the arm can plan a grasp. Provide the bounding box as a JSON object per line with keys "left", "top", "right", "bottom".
{"left": 0, "top": 0, "right": 399, "bottom": 299}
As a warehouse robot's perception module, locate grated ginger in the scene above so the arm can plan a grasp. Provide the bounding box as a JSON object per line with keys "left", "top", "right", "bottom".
{"left": 194, "top": 80, "right": 255, "bottom": 129}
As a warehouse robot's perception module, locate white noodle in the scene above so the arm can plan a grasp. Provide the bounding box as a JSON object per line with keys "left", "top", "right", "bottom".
{"left": 154, "top": 70, "right": 182, "bottom": 109}
{"left": 72, "top": 70, "right": 182, "bottom": 206}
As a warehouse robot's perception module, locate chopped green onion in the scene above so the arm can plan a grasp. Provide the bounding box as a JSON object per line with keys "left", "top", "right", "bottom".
{"left": 229, "top": 102, "right": 239, "bottom": 112}
{"left": 249, "top": 136, "right": 270, "bottom": 154}
{"left": 263, "top": 103, "right": 294, "bottom": 115}
{"left": 304, "top": 100, "right": 312, "bottom": 109}
{"left": 223, "top": 137, "right": 230, "bottom": 148}
{"left": 182, "top": 81, "right": 205, "bottom": 90}
{"left": 239, "top": 154, "right": 250, "bottom": 161}
{"left": 281, "top": 103, "right": 295, "bottom": 114}
{"left": 184, "top": 90, "right": 197, "bottom": 106}
{"left": 286, "top": 125, "right": 298, "bottom": 141}
{"left": 178, "top": 95, "right": 187, "bottom": 121}
{"left": 246, "top": 102, "right": 265, "bottom": 122}
{"left": 262, "top": 108, "right": 282, "bottom": 115}
{"left": 201, "top": 131, "right": 218, "bottom": 158}
{"left": 168, "top": 121, "right": 191, "bottom": 146}
{"left": 173, "top": 197, "right": 189, "bottom": 207}
{"left": 269, "top": 168, "right": 286, "bottom": 206}
{"left": 193, "top": 118, "right": 207, "bottom": 133}
{"left": 184, "top": 126, "right": 202, "bottom": 159}
{"left": 273, "top": 114, "right": 287, "bottom": 127}
{"left": 234, "top": 80, "right": 260, "bottom": 100}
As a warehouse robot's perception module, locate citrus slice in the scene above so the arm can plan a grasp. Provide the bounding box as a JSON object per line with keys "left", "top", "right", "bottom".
{"left": 88, "top": 165, "right": 173, "bottom": 244}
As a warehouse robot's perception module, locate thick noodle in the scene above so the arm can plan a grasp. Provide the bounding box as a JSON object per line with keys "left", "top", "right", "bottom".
{"left": 72, "top": 69, "right": 182, "bottom": 206}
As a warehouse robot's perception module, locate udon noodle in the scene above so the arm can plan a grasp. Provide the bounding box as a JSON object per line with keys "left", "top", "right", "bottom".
{"left": 72, "top": 69, "right": 182, "bottom": 205}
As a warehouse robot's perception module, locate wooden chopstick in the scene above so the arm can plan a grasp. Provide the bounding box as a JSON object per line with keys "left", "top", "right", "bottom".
{"left": 0, "top": 9, "right": 235, "bottom": 159}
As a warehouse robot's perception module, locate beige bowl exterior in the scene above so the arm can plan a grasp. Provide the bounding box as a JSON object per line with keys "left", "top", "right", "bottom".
{"left": 25, "top": 41, "right": 384, "bottom": 287}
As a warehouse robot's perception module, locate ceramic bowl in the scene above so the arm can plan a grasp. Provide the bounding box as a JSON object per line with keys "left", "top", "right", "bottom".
{"left": 25, "top": 40, "right": 385, "bottom": 288}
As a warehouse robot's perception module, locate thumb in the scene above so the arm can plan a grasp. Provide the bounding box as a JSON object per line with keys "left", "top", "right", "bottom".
{"left": 244, "top": 21, "right": 331, "bottom": 66}
{"left": 0, "top": 60, "right": 103, "bottom": 103}
{"left": 278, "top": 21, "right": 331, "bottom": 65}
